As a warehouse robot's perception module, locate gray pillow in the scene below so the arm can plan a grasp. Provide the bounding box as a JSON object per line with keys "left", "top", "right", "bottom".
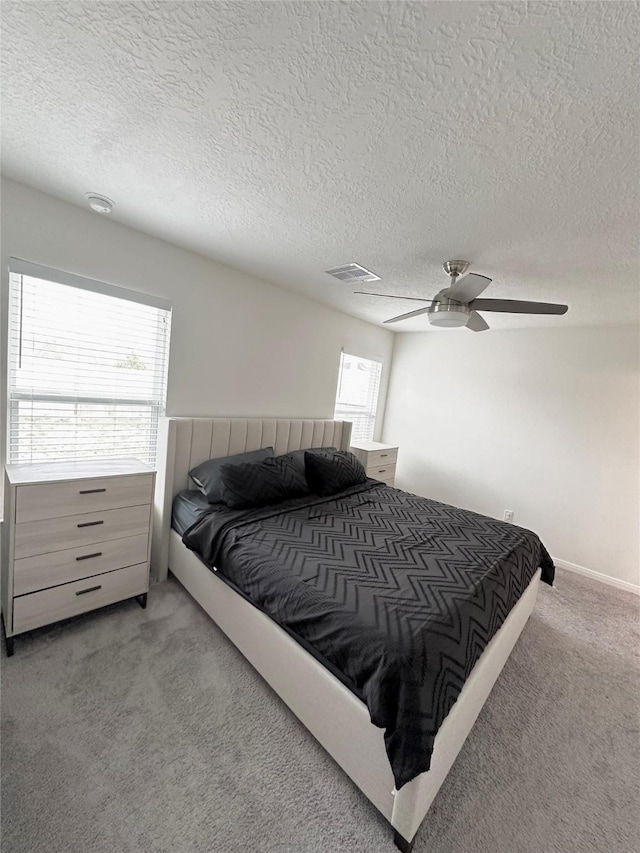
{"left": 189, "top": 446, "right": 275, "bottom": 503}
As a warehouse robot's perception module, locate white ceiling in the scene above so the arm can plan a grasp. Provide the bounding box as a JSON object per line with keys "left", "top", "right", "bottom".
{"left": 1, "top": 1, "right": 638, "bottom": 331}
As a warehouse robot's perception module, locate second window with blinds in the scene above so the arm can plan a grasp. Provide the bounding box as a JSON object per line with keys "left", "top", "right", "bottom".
{"left": 7, "top": 262, "right": 171, "bottom": 467}
{"left": 333, "top": 352, "right": 382, "bottom": 443}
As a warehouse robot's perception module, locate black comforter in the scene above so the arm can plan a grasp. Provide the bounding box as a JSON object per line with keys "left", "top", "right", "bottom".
{"left": 181, "top": 480, "right": 554, "bottom": 789}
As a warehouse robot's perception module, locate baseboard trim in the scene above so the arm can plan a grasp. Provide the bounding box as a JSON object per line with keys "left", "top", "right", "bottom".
{"left": 553, "top": 558, "right": 640, "bottom": 596}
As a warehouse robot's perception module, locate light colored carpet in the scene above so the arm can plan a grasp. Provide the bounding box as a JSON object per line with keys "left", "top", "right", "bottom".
{"left": 2, "top": 569, "right": 639, "bottom": 853}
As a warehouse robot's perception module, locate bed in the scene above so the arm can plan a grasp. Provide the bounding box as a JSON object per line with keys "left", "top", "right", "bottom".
{"left": 151, "top": 417, "right": 553, "bottom": 851}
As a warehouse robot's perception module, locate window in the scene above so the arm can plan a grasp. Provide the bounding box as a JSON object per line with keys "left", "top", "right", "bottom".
{"left": 333, "top": 351, "right": 382, "bottom": 443}
{"left": 7, "top": 260, "right": 171, "bottom": 467}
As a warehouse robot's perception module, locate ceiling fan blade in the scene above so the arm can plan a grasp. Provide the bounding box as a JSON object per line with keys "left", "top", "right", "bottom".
{"left": 469, "top": 298, "right": 568, "bottom": 315}
{"left": 439, "top": 273, "right": 492, "bottom": 304}
{"left": 383, "top": 306, "right": 432, "bottom": 324}
{"left": 466, "top": 311, "right": 490, "bottom": 332}
{"left": 355, "top": 291, "right": 430, "bottom": 302}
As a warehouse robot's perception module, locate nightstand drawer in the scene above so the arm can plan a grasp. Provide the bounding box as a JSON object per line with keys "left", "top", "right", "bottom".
{"left": 365, "top": 448, "right": 397, "bottom": 469}
{"left": 13, "top": 534, "right": 149, "bottom": 596}
{"left": 14, "top": 504, "right": 152, "bottom": 559}
{"left": 367, "top": 462, "right": 395, "bottom": 478}
{"left": 13, "top": 562, "right": 149, "bottom": 634}
{"left": 16, "top": 474, "right": 154, "bottom": 523}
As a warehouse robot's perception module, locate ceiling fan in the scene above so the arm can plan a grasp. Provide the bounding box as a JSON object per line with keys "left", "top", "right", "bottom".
{"left": 356, "top": 261, "right": 568, "bottom": 331}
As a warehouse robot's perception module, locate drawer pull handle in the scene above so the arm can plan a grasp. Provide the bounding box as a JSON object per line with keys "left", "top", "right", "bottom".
{"left": 75, "top": 585, "right": 102, "bottom": 596}
{"left": 378, "top": 469, "right": 386, "bottom": 473}
{"left": 77, "top": 520, "right": 104, "bottom": 528}
{"left": 75, "top": 552, "right": 102, "bottom": 562}
{"left": 79, "top": 488, "right": 106, "bottom": 495}
{"left": 380, "top": 454, "right": 388, "bottom": 458}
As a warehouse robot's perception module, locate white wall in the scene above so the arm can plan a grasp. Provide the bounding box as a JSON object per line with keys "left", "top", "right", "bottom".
{"left": 382, "top": 325, "right": 640, "bottom": 589}
{"left": 0, "top": 178, "right": 394, "bottom": 474}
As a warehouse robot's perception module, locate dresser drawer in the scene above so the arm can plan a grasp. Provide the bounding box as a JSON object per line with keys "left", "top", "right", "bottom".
{"left": 14, "top": 504, "right": 152, "bottom": 560}
{"left": 16, "top": 474, "right": 154, "bottom": 523}
{"left": 367, "top": 462, "right": 396, "bottom": 480}
{"left": 13, "top": 534, "right": 149, "bottom": 596}
{"left": 366, "top": 448, "right": 398, "bottom": 469}
{"left": 13, "top": 562, "right": 149, "bottom": 634}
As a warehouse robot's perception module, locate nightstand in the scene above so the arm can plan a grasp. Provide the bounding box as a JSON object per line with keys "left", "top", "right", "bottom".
{"left": 1, "top": 459, "right": 155, "bottom": 656}
{"left": 350, "top": 441, "right": 399, "bottom": 486}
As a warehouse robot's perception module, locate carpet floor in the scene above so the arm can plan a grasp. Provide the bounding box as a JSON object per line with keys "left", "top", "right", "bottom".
{"left": 1, "top": 568, "right": 639, "bottom": 853}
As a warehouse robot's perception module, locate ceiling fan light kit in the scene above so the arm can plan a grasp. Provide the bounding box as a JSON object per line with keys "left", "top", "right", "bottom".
{"left": 357, "top": 259, "right": 568, "bottom": 331}
{"left": 426, "top": 302, "right": 470, "bottom": 328}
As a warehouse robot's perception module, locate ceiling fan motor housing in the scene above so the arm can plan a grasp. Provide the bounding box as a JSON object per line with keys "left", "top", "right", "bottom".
{"left": 427, "top": 299, "right": 470, "bottom": 327}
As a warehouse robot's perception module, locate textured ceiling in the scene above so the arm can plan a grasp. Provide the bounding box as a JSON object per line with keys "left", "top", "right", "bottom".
{"left": 1, "top": 1, "right": 639, "bottom": 331}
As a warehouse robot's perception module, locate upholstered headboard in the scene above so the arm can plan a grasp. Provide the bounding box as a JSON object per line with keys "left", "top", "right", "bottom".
{"left": 151, "top": 417, "right": 352, "bottom": 581}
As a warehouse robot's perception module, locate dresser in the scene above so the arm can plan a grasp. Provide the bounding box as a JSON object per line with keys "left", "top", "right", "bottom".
{"left": 1, "top": 459, "right": 155, "bottom": 656}
{"left": 349, "top": 440, "right": 399, "bottom": 486}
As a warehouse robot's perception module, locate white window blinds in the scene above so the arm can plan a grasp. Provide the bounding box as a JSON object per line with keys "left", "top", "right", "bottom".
{"left": 8, "top": 261, "right": 171, "bottom": 467}
{"left": 334, "top": 351, "right": 382, "bottom": 443}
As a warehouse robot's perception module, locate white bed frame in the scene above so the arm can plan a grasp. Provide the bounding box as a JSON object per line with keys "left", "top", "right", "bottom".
{"left": 151, "top": 417, "right": 541, "bottom": 851}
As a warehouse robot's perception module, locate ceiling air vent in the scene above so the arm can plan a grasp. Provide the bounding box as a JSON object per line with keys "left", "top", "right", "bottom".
{"left": 324, "top": 263, "right": 381, "bottom": 284}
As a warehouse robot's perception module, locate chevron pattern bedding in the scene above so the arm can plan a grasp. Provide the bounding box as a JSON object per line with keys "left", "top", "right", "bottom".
{"left": 181, "top": 480, "right": 554, "bottom": 789}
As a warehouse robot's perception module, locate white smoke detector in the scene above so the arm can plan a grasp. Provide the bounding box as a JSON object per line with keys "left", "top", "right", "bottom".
{"left": 86, "top": 193, "right": 114, "bottom": 214}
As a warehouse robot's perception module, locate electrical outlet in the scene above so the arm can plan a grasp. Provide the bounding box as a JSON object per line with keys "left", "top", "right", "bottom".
{"left": 503, "top": 510, "right": 514, "bottom": 523}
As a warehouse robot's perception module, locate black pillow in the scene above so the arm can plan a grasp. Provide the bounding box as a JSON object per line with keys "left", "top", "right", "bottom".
{"left": 304, "top": 450, "right": 367, "bottom": 496}
{"left": 189, "top": 446, "right": 274, "bottom": 503}
{"left": 219, "top": 455, "right": 308, "bottom": 510}
{"left": 277, "top": 447, "right": 337, "bottom": 487}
